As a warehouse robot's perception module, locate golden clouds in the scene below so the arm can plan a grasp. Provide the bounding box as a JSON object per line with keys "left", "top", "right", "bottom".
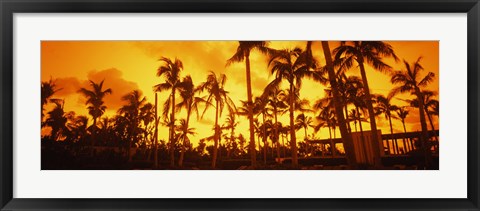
{"left": 46, "top": 68, "right": 139, "bottom": 118}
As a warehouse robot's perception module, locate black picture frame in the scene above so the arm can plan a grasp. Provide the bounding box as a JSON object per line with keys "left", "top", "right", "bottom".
{"left": 1, "top": 0, "right": 479, "bottom": 210}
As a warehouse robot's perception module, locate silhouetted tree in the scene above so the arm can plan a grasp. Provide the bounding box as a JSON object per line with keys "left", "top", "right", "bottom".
{"left": 334, "top": 41, "right": 398, "bottom": 168}
{"left": 78, "top": 79, "right": 112, "bottom": 151}
{"left": 268, "top": 47, "right": 318, "bottom": 167}
{"left": 197, "top": 71, "right": 236, "bottom": 168}
{"left": 41, "top": 78, "right": 62, "bottom": 123}
{"left": 118, "top": 90, "right": 146, "bottom": 161}
{"left": 374, "top": 94, "right": 399, "bottom": 154}
{"left": 154, "top": 57, "right": 183, "bottom": 167}
{"left": 391, "top": 57, "right": 435, "bottom": 168}
{"left": 227, "top": 41, "right": 272, "bottom": 167}
{"left": 321, "top": 41, "right": 357, "bottom": 167}
{"left": 176, "top": 75, "right": 204, "bottom": 167}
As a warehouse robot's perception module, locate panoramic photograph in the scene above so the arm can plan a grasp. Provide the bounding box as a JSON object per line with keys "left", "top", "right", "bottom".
{"left": 41, "top": 41, "right": 439, "bottom": 170}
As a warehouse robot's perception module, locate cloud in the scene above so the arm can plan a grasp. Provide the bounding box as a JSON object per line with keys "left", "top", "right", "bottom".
{"left": 80, "top": 68, "right": 139, "bottom": 111}
{"left": 54, "top": 77, "right": 82, "bottom": 97}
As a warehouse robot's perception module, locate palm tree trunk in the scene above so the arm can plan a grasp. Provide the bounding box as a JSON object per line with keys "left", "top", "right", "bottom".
{"left": 274, "top": 106, "right": 280, "bottom": 160}
{"left": 388, "top": 115, "right": 398, "bottom": 155}
{"left": 218, "top": 135, "right": 222, "bottom": 164}
{"left": 245, "top": 52, "right": 257, "bottom": 167}
{"left": 289, "top": 81, "right": 298, "bottom": 167}
{"left": 263, "top": 112, "right": 267, "bottom": 165}
{"left": 228, "top": 127, "right": 235, "bottom": 159}
{"left": 304, "top": 127, "right": 309, "bottom": 157}
{"left": 170, "top": 90, "right": 176, "bottom": 167}
{"left": 357, "top": 58, "right": 382, "bottom": 168}
{"left": 426, "top": 110, "right": 438, "bottom": 142}
{"left": 402, "top": 119, "right": 408, "bottom": 153}
{"left": 416, "top": 89, "right": 431, "bottom": 169}
{"left": 91, "top": 117, "right": 97, "bottom": 156}
{"left": 344, "top": 105, "right": 351, "bottom": 133}
{"left": 257, "top": 134, "right": 261, "bottom": 157}
{"left": 154, "top": 93, "right": 158, "bottom": 169}
{"left": 178, "top": 106, "right": 191, "bottom": 167}
{"left": 212, "top": 100, "right": 220, "bottom": 169}
{"left": 329, "top": 127, "right": 332, "bottom": 140}
{"left": 321, "top": 41, "right": 357, "bottom": 168}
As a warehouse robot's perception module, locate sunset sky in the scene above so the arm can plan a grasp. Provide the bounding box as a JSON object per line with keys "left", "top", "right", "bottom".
{"left": 41, "top": 41, "right": 439, "bottom": 147}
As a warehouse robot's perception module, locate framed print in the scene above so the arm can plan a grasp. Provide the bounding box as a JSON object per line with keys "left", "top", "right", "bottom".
{"left": 1, "top": 0, "right": 479, "bottom": 210}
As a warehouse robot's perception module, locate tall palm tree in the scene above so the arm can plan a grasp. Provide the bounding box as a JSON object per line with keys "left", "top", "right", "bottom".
{"left": 78, "top": 79, "right": 112, "bottom": 150}
{"left": 268, "top": 47, "right": 318, "bottom": 167}
{"left": 321, "top": 41, "right": 357, "bottom": 167}
{"left": 264, "top": 87, "right": 288, "bottom": 160}
{"left": 175, "top": 75, "right": 204, "bottom": 167}
{"left": 252, "top": 97, "right": 271, "bottom": 164}
{"left": 154, "top": 57, "right": 183, "bottom": 167}
{"left": 41, "top": 78, "right": 62, "bottom": 123}
{"left": 118, "top": 90, "right": 147, "bottom": 161}
{"left": 374, "top": 94, "right": 399, "bottom": 154}
{"left": 197, "top": 71, "right": 236, "bottom": 168}
{"left": 390, "top": 57, "right": 435, "bottom": 168}
{"left": 226, "top": 41, "right": 271, "bottom": 167}
{"left": 333, "top": 41, "right": 398, "bottom": 167}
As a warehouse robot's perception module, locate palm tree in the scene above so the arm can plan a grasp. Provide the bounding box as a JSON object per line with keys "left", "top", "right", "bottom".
{"left": 348, "top": 109, "right": 368, "bottom": 133}
{"left": 295, "top": 113, "right": 314, "bottom": 141}
{"left": 175, "top": 75, "right": 204, "bottom": 167}
{"left": 315, "top": 104, "right": 337, "bottom": 155}
{"left": 321, "top": 41, "right": 357, "bottom": 167}
{"left": 374, "top": 94, "right": 399, "bottom": 154}
{"left": 333, "top": 41, "right": 398, "bottom": 167}
{"left": 340, "top": 75, "right": 366, "bottom": 131}
{"left": 264, "top": 87, "right": 288, "bottom": 160}
{"left": 67, "top": 115, "right": 89, "bottom": 144}
{"left": 118, "top": 90, "right": 146, "bottom": 161}
{"left": 41, "top": 78, "right": 62, "bottom": 123}
{"left": 197, "top": 71, "right": 236, "bottom": 168}
{"left": 154, "top": 57, "right": 183, "bottom": 167}
{"left": 252, "top": 96, "right": 271, "bottom": 164}
{"left": 268, "top": 47, "right": 318, "bottom": 167}
{"left": 407, "top": 90, "right": 439, "bottom": 142}
{"left": 175, "top": 118, "right": 196, "bottom": 167}
{"left": 223, "top": 111, "right": 238, "bottom": 159}
{"left": 395, "top": 106, "right": 410, "bottom": 152}
{"left": 78, "top": 79, "right": 112, "bottom": 150}
{"left": 390, "top": 57, "right": 435, "bottom": 168}
{"left": 226, "top": 41, "right": 271, "bottom": 167}
{"left": 295, "top": 113, "right": 314, "bottom": 157}
{"left": 426, "top": 96, "right": 439, "bottom": 140}
{"left": 45, "top": 100, "right": 70, "bottom": 141}
{"left": 140, "top": 103, "right": 155, "bottom": 149}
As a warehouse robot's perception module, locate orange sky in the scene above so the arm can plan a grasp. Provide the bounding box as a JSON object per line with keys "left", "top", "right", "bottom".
{"left": 41, "top": 41, "right": 439, "bottom": 147}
